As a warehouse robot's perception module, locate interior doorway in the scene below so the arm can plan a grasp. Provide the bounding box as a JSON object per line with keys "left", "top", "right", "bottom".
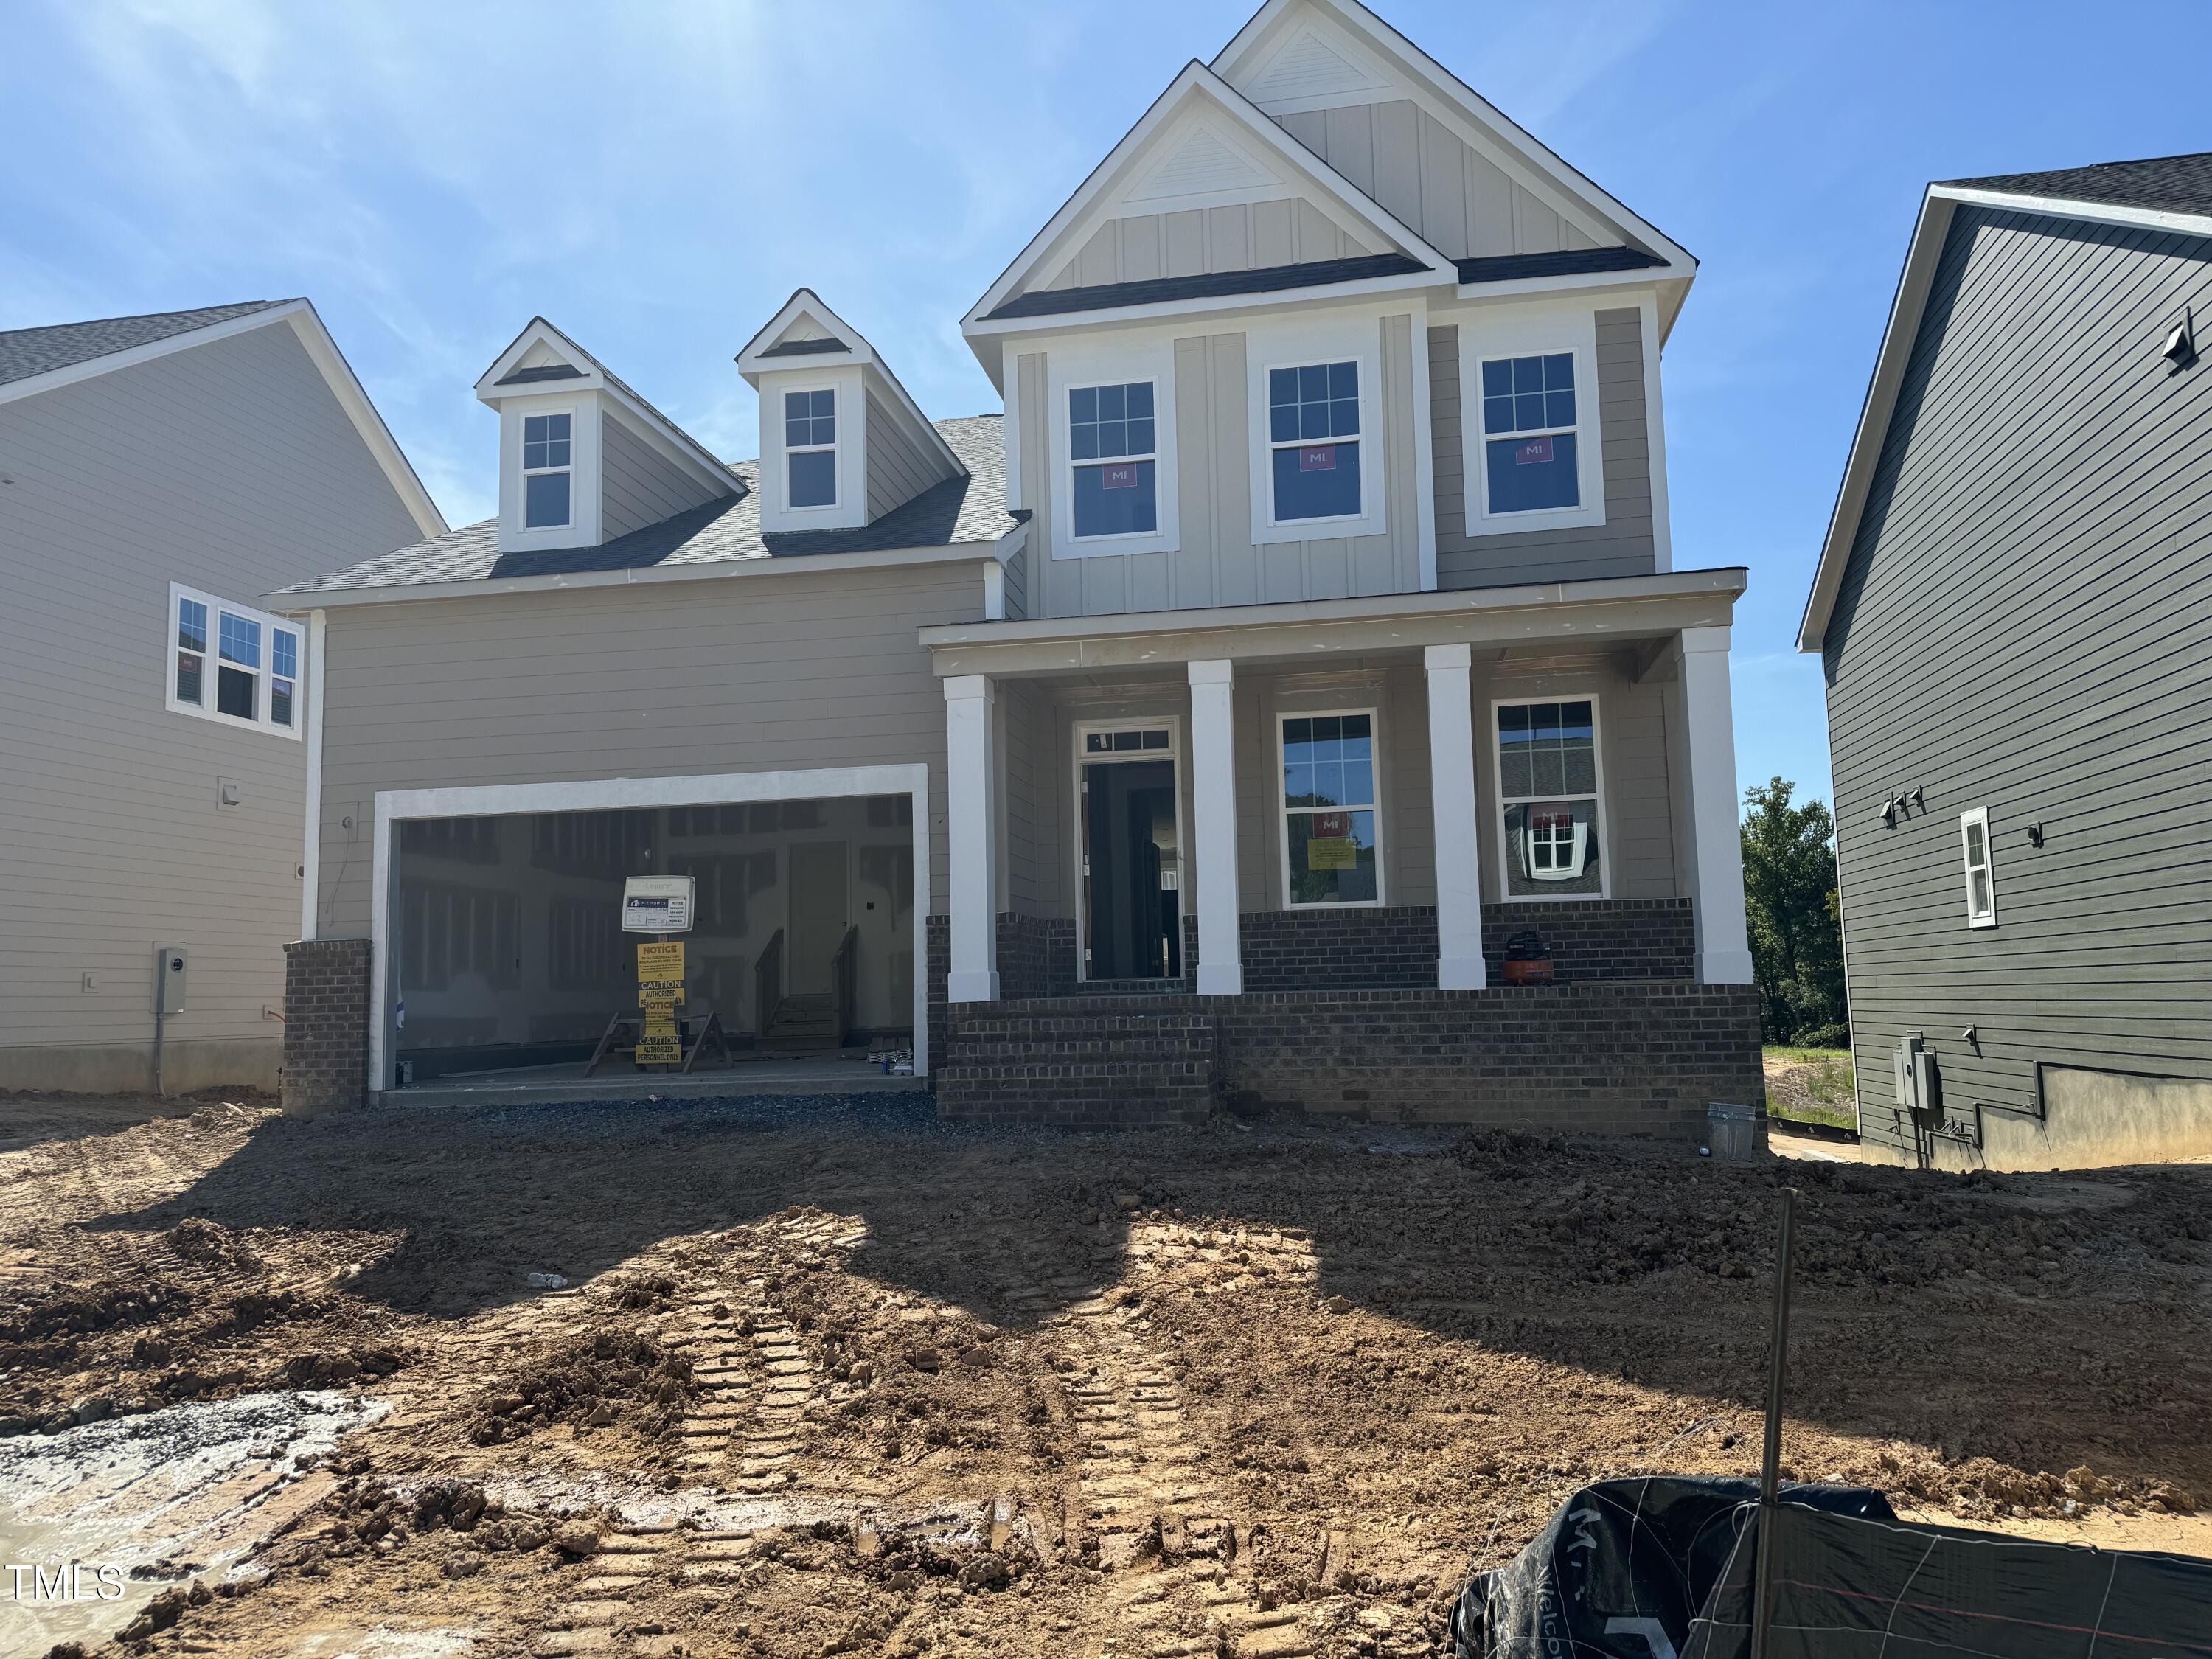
{"left": 787, "top": 840, "right": 850, "bottom": 992}
{"left": 1078, "top": 724, "right": 1182, "bottom": 981}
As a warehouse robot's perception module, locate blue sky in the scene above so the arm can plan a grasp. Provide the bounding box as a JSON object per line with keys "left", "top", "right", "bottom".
{"left": 4, "top": 0, "right": 2202, "bottom": 808}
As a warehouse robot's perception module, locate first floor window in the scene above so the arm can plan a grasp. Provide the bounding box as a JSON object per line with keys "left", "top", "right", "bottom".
{"left": 1960, "top": 807, "right": 1997, "bottom": 928}
{"left": 785, "top": 389, "right": 837, "bottom": 507}
{"left": 167, "top": 583, "right": 302, "bottom": 738}
{"left": 1268, "top": 361, "right": 1361, "bottom": 523}
{"left": 1070, "top": 380, "right": 1156, "bottom": 538}
{"left": 1282, "top": 712, "right": 1378, "bottom": 905}
{"left": 1481, "top": 352, "right": 1580, "bottom": 515}
{"left": 523, "top": 410, "right": 573, "bottom": 528}
{"left": 1497, "top": 699, "right": 1602, "bottom": 897}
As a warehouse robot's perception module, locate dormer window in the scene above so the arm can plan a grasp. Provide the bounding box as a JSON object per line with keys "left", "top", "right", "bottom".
{"left": 522, "top": 411, "right": 573, "bottom": 528}
{"left": 785, "top": 389, "right": 838, "bottom": 508}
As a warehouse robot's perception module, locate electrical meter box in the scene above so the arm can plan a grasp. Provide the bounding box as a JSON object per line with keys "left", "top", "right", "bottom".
{"left": 155, "top": 946, "right": 188, "bottom": 1015}
{"left": 1892, "top": 1031, "right": 1938, "bottom": 1117}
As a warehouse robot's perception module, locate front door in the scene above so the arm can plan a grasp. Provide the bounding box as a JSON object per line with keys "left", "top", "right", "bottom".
{"left": 1080, "top": 728, "right": 1181, "bottom": 981}
{"left": 787, "top": 840, "right": 849, "bottom": 992}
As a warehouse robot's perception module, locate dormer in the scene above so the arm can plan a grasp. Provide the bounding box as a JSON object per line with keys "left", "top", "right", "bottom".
{"left": 736, "top": 291, "right": 967, "bottom": 534}
{"left": 475, "top": 318, "right": 737, "bottom": 555}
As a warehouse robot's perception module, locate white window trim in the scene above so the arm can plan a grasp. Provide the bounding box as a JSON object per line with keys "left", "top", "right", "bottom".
{"left": 1064, "top": 378, "right": 1166, "bottom": 551}
{"left": 1071, "top": 717, "right": 1183, "bottom": 982}
{"left": 1960, "top": 806, "right": 1998, "bottom": 928}
{"left": 1490, "top": 692, "right": 1609, "bottom": 902}
{"left": 1246, "top": 315, "right": 1387, "bottom": 546}
{"left": 758, "top": 364, "right": 866, "bottom": 532}
{"left": 521, "top": 408, "right": 576, "bottom": 530}
{"left": 779, "top": 383, "right": 843, "bottom": 514}
{"left": 496, "top": 393, "right": 601, "bottom": 553}
{"left": 1458, "top": 302, "right": 1606, "bottom": 534}
{"left": 1276, "top": 706, "right": 1385, "bottom": 910}
{"left": 1046, "top": 337, "right": 1178, "bottom": 560}
{"left": 165, "top": 581, "right": 304, "bottom": 740}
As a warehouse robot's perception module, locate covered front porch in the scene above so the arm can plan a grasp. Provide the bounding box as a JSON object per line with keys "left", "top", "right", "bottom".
{"left": 917, "top": 569, "right": 1763, "bottom": 1129}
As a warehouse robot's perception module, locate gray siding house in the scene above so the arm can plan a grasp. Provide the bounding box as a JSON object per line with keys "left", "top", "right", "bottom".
{"left": 0, "top": 301, "right": 444, "bottom": 1093}
{"left": 277, "top": 0, "right": 1763, "bottom": 1130}
{"left": 1801, "top": 154, "right": 2212, "bottom": 1169}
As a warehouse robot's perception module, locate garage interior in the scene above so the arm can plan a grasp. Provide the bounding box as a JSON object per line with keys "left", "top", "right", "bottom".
{"left": 391, "top": 796, "right": 915, "bottom": 1085}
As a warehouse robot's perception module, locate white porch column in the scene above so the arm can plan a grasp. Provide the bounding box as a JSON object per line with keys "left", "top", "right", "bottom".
{"left": 943, "top": 674, "right": 999, "bottom": 1003}
{"left": 1423, "top": 644, "right": 1486, "bottom": 989}
{"left": 1186, "top": 659, "right": 1243, "bottom": 996}
{"left": 1680, "top": 627, "right": 1754, "bottom": 984}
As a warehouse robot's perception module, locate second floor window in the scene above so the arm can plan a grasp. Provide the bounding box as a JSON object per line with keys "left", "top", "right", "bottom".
{"left": 1268, "top": 361, "right": 1362, "bottom": 523}
{"left": 785, "top": 389, "right": 837, "bottom": 508}
{"left": 523, "top": 411, "right": 572, "bottom": 528}
{"left": 169, "top": 582, "right": 302, "bottom": 737}
{"left": 1480, "top": 353, "right": 1580, "bottom": 515}
{"left": 1069, "top": 381, "right": 1156, "bottom": 538}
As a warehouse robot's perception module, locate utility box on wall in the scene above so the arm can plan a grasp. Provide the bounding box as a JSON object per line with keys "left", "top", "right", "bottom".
{"left": 155, "top": 946, "right": 188, "bottom": 1015}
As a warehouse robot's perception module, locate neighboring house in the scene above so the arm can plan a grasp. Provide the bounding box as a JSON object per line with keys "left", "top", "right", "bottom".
{"left": 0, "top": 301, "right": 445, "bottom": 1093}
{"left": 276, "top": 0, "right": 1761, "bottom": 1130}
{"left": 1801, "top": 153, "right": 2212, "bottom": 1169}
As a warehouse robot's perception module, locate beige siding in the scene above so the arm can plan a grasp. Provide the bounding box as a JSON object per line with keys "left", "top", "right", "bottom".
{"left": 1042, "top": 197, "right": 1380, "bottom": 291}
{"left": 1277, "top": 101, "right": 1609, "bottom": 262}
{"left": 0, "top": 320, "right": 425, "bottom": 1088}
{"left": 1432, "top": 307, "right": 1657, "bottom": 589}
{"left": 1022, "top": 314, "right": 1424, "bottom": 620}
{"left": 313, "top": 563, "right": 984, "bottom": 938}
{"left": 599, "top": 409, "right": 720, "bottom": 540}
{"left": 863, "top": 388, "right": 951, "bottom": 521}
{"left": 1001, "top": 546, "right": 1029, "bottom": 622}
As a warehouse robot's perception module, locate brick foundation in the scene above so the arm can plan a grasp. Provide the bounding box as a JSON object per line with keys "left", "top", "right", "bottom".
{"left": 939, "top": 981, "right": 1763, "bottom": 1135}
{"left": 282, "top": 939, "right": 373, "bottom": 1114}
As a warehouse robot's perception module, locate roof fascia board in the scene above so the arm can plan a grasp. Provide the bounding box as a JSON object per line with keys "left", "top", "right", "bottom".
{"left": 921, "top": 566, "right": 1745, "bottom": 677}
{"left": 1796, "top": 191, "right": 1958, "bottom": 653}
{"left": 0, "top": 298, "right": 447, "bottom": 540}
{"left": 966, "top": 264, "right": 1452, "bottom": 343}
{"left": 1448, "top": 268, "right": 1682, "bottom": 308}
{"left": 962, "top": 58, "right": 1454, "bottom": 333}
{"left": 740, "top": 289, "right": 967, "bottom": 479}
{"left": 1214, "top": 0, "right": 1695, "bottom": 272}
{"left": 1933, "top": 184, "right": 2212, "bottom": 243}
{"left": 475, "top": 316, "right": 600, "bottom": 396}
{"left": 267, "top": 538, "right": 1006, "bottom": 613}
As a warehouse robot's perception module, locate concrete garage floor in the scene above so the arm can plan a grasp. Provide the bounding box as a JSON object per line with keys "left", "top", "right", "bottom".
{"left": 388, "top": 1052, "right": 924, "bottom": 1108}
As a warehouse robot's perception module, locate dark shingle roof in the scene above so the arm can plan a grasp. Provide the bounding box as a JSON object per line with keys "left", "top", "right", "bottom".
{"left": 0, "top": 300, "right": 287, "bottom": 389}
{"left": 985, "top": 254, "right": 1430, "bottom": 320}
{"left": 285, "top": 414, "right": 1013, "bottom": 595}
{"left": 759, "top": 337, "right": 850, "bottom": 357}
{"left": 1454, "top": 246, "right": 1667, "bottom": 285}
{"left": 495, "top": 364, "right": 585, "bottom": 385}
{"left": 1942, "top": 153, "right": 2212, "bottom": 219}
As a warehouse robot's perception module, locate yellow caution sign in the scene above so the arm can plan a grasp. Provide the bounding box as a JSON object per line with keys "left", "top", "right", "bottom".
{"left": 637, "top": 940, "right": 685, "bottom": 985}
{"left": 639, "top": 985, "right": 684, "bottom": 1012}
{"left": 634, "top": 1036, "right": 681, "bottom": 1065}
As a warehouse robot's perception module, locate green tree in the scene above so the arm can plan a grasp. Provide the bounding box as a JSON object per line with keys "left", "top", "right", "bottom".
{"left": 1739, "top": 776, "right": 1847, "bottom": 1044}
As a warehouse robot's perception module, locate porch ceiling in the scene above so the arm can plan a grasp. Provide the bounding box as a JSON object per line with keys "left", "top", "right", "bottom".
{"left": 920, "top": 568, "right": 1745, "bottom": 681}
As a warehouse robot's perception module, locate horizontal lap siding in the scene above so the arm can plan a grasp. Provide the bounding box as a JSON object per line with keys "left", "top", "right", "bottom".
{"left": 313, "top": 564, "right": 979, "bottom": 939}
{"left": 864, "top": 390, "right": 950, "bottom": 521}
{"left": 1822, "top": 206, "right": 2212, "bottom": 1156}
{"left": 0, "top": 323, "right": 422, "bottom": 1060}
{"left": 1432, "top": 308, "right": 1658, "bottom": 589}
{"left": 599, "top": 411, "right": 719, "bottom": 541}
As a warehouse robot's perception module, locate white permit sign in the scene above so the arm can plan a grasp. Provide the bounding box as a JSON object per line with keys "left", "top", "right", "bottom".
{"left": 621, "top": 875, "right": 696, "bottom": 934}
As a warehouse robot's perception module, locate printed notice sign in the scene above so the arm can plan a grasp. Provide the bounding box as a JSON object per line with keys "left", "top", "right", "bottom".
{"left": 634, "top": 1035, "right": 681, "bottom": 1065}
{"left": 1307, "top": 838, "right": 1356, "bottom": 870}
{"left": 622, "top": 876, "right": 695, "bottom": 934}
{"left": 636, "top": 940, "right": 686, "bottom": 985}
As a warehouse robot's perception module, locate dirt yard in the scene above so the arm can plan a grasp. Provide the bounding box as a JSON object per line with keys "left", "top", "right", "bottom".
{"left": 4, "top": 1089, "right": 2210, "bottom": 1659}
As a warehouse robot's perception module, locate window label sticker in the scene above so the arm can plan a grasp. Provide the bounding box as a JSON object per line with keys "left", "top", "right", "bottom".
{"left": 1307, "top": 837, "right": 1357, "bottom": 870}
{"left": 1516, "top": 437, "right": 1555, "bottom": 465}
{"left": 1299, "top": 445, "right": 1338, "bottom": 471}
{"left": 1101, "top": 462, "right": 1139, "bottom": 490}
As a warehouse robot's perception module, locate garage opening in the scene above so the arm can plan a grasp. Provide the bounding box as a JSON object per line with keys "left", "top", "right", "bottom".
{"left": 390, "top": 795, "right": 915, "bottom": 1085}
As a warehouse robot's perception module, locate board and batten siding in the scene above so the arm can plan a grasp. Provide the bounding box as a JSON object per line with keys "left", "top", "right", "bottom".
{"left": 1821, "top": 204, "right": 2212, "bottom": 1165}
{"left": 863, "top": 389, "right": 953, "bottom": 522}
{"left": 0, "top": 319, "right": 426, "bottom": 1091}
{"left": 313, "top": 561, "right": 984, "bottom": 940}
{"left": 1040, "top": 198, "right": 1378, "bottom": 293}
{"left": 1015, "top": 313, "right": 1423, "bottom": 619}
{"left": 599, "top": 409, "right": 723, "bottom": 542}
{"left": 1275, "top": 100, "right": 1604, "bottom": 263}
{"left": 1431, "top": 307, "right": 1658, "bottom": 588}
